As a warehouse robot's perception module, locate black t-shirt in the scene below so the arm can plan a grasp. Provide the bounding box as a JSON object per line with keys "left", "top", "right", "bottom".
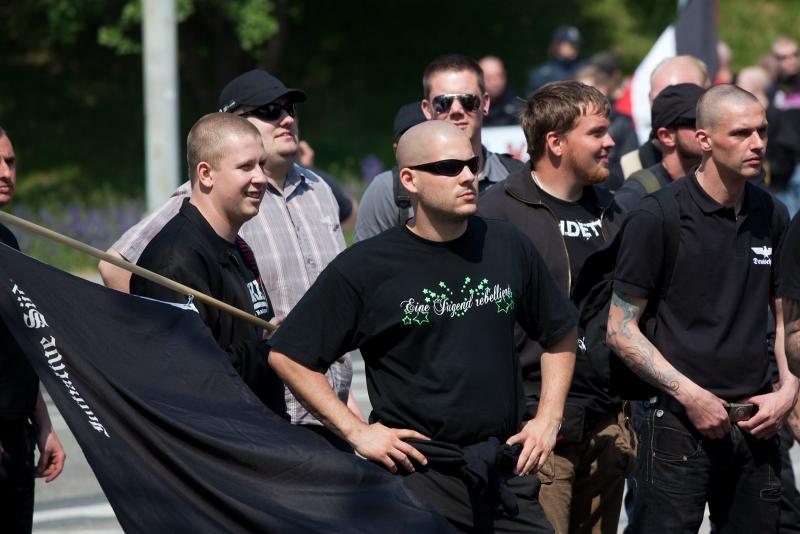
{"left": 0, "top": 222, "right": 39, "bottom": 419}
{"left": 614, "top": 174, "right": 787, "bottom": 400}
{"left": 270, "top": 217, "right": 577, "bottom": 446}
{"left": 538, "top": 188, "right": 606, "bottom": 292}
{"left": 130, "top": 200, "right": 285, "bottom": 417}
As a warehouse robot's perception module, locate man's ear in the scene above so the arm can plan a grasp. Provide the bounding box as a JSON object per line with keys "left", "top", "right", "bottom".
{"left": 399, "top": 168, "right": 418, "bottom": 195}
{"left": 482, "top": 92, "right": 491, "bottom": 116}
{"left": 696, "top": 129, "right": 712, "bottom": 152}
{"left": 657, "top": 127, "right": 677, "bottom": 149}
{"left": 196, "top": 161, "right": 214, "bottom": 189}
{"left": 421, "top": 100, "right": 434, "bottom": 120}
{"left": 545, "top": 131, "right": 564, "bottom": 157}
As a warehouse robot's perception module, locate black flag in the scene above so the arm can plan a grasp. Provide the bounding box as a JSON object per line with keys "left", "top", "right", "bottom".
{"left": 0, "top": 244, "right": 449, "bottom": 533}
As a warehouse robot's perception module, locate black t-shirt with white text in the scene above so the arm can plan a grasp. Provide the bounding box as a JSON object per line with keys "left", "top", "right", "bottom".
{"left": 270, "top": 217, "right": 577, "bottom": 446}
{"left": 538, "top": 189, "right": 606, "bottom": 292}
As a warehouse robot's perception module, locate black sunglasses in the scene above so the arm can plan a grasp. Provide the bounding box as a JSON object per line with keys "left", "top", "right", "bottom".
{"left": 243, "top": 102, "right": 297, "bottom": 122}
{"left": 408, "top": 156, "right": 479, "bottom": 177}
{"left": 431, "top": 93, "right": 482, "bottom": 115}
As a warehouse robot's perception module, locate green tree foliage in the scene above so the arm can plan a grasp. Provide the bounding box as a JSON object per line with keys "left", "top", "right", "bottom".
{"left": 96, "top": 0, "right": 279, "bottom": 56}
{"left": 1, "top": 0, "right": 799, "bottom": 210}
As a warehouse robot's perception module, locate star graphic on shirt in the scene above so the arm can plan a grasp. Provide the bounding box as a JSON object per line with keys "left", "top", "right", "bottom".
{"left": 496, "top": 295, "right": 515, "bottom": 314}
{"left": 402, "top": 315, "right": 412, "bottom": 326}
{"left": 413, "top": 312, "right": 429, "bottom": 325}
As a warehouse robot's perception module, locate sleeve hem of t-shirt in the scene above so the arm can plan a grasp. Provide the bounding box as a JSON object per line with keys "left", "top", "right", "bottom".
{"left": 778, "top": 286, "right": 800, "bottom": 301}
{"left": 612, "top": 280, "right": 651, "bottom": 299}
{"left": 269, "top": 342, "right": 332, "bottom": 374}
{"left": 537, "top": 312, "right": 578, "bottom": 350}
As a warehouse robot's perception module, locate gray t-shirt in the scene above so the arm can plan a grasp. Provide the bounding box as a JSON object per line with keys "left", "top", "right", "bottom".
{"left": 354, "top": 148, "right": 518, "bottom": 242}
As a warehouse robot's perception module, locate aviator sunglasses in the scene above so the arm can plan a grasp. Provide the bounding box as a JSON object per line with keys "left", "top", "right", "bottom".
{"left": 408, "top": 156, "right": 479, "bottom": 177}
{"left": 431, "top": 93, "right": 482, "bottom": 115}
{"left": 243, "top": 102, "right": 297, "bottom": 121}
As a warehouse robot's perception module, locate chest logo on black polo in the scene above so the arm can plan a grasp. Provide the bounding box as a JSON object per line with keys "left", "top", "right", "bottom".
{"left": 399, "top": 276, "right": 515, "bottom": 326}
{"left": 246, "top": 280, "right": 271, "bottom": 317}
{"left": 751, "top": 246, "right": 772, "bottom": 266}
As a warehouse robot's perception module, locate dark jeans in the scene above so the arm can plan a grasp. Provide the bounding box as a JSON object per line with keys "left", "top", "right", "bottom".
{"left": 778, "top": 426, "right": 800, "bottom": 533}
{"left": 403, "top": 466, "right": 553, "bottom": 533}
{"left": 0, "top": 419, "right": 35, "bottom": 534}
{"left": 629, "top": 406, "right": 782, "bottom": 534}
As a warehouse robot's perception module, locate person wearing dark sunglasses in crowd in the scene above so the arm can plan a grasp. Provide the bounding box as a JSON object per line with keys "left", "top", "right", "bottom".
{"left": 98, "top": 70, "right": 363, "bottom": 450}
{"left": 354, "top": 54, "right": 523, "bottom": 241}
{"left": 269, "top": 120, "right": 577, "bottom": 533}
{"left": 479, "top": 81, "right": 629, "bottom": 534}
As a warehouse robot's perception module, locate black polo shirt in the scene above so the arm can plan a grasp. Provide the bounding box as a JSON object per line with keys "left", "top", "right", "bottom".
{"left": 131, "top": 199, "right": 286, "bottom": 417}
{"left": 614, "top": 172, "right": 787, "bottom": 400}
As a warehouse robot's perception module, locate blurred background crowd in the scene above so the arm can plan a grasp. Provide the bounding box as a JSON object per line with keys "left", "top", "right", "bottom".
{"left": 0, "top": 0, "right": 799, "bottom": 269}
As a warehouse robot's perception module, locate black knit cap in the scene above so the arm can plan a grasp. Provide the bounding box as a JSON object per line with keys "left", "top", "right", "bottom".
{"left": 650, "top": 83, "right": 705, "bottom": 136}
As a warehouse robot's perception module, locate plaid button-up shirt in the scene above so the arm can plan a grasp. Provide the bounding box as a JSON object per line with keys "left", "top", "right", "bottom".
{"left": 114, "top": 164, "right": 351, "bottom": 425}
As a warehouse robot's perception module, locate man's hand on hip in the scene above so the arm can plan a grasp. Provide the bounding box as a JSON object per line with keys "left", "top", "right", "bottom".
{"left": 348, "top": 422, "right": 429, "bottom": 474}
{"left": 506, "top": 416, "right": 560, "bottom": 476}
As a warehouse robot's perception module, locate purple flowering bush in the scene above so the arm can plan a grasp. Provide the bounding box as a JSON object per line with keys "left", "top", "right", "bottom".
{"left": 8, "top": 198, "right": 145, "bottom": 271}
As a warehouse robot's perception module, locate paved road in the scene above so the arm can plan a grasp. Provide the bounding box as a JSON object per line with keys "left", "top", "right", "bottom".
{"left": 30, "top": 272, "right": 800, "bottom": 532}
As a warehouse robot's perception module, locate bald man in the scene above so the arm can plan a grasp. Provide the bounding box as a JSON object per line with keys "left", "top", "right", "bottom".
{"left": 131, "top": 113, "right": 287, "bottom": 418}
{"left": 609, "top": 55, "right": 710, "bottom": 186}
{"left": 269, "top": 121, "right": 577, "bottom": 532}
{"left": 608, "top": 85, "right": 797, "bottom": 533}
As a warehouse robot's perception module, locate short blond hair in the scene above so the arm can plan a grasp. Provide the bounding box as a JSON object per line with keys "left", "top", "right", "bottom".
{"left": 186, "top": 113, "right": 260, "bottom": 184}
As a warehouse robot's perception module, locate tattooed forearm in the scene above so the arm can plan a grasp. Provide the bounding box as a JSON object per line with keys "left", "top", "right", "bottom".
{"left": 784, "top": 298, "right": 800, "bottom": 377}
{"left": 607, "top": 291, "right": 682, "bottom": 393}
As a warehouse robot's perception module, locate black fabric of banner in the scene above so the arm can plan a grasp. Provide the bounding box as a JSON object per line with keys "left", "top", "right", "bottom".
{"left": 0, "top": 244, "right": 450, "bottom": 533}
{"left": 675, "top": 0, "right": 719, "bottom": 81}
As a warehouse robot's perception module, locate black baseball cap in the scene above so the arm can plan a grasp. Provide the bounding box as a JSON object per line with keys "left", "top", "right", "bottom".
{"left": 650, "top": 83, "right": 705, "bottom": 137}
{"left": 392, "top": 102, "right": 427, "bottom": 142}
{"left": 218, "top": 70, "right": 306, "bottom": 113}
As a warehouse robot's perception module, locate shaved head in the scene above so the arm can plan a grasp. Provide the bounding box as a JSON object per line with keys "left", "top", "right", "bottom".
{"left": 396, "top": 121, "right": 473, "bottom": 168}
{"left": 697, "top": 84, "right": 761, "bottom": 131}
{"left": 649, "top": 55, "right": 710, "bottom": 102}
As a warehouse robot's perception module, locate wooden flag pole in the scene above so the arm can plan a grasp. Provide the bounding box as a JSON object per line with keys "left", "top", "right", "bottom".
{"left": 0, "top": 210, "right": 277, "bottom": 335}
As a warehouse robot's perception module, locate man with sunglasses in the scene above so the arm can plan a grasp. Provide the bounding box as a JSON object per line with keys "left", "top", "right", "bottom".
{"left": 355, "top": 54, "right": 523, "bottom": 241}
{"left": 98, "top": 70, "right": 362, "bottom": 450}
{"left": 479, "top": 81, "right": 631, "bottom": 533}
{"left": 269, "top": 120, "right": 577, "bottom": 532}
